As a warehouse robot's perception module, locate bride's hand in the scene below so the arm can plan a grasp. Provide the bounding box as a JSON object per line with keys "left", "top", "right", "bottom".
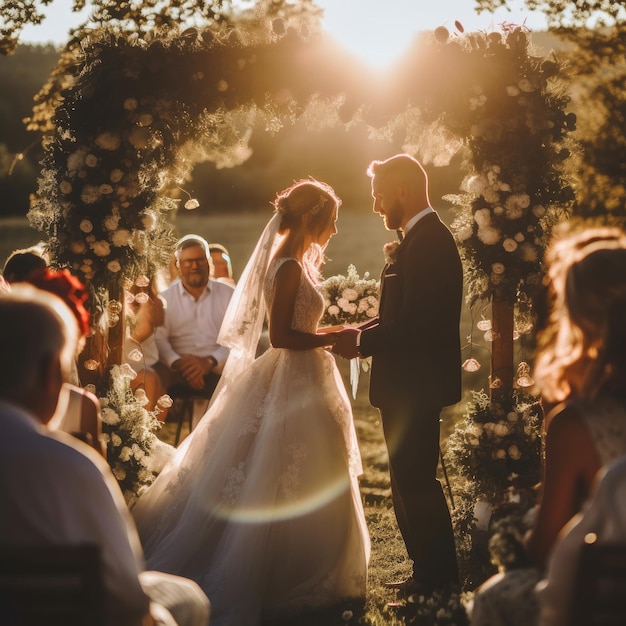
{"left": 331, "top": 327, "right": 360, "bottom": 359}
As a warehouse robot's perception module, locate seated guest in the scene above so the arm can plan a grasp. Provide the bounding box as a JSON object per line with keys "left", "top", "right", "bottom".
{"left": 23, "top": 267, "right": 105, "bottom": 456}
{"left": 538, "top": 455, "right": 626, "bottom": 626}
{"left": 472, "top": 226, "right": 626, "bottom": 626}
{"left": 155, "top": 235, "right": 234, "bottom": 400}
{"left": 2, "top": 244, "right": 48, "bottom": 283}
{"left": 208, "top": 243, "right": 235, "bottom": 285}
{"left": 0, "top": 286, "right": 210, "bottom": 626}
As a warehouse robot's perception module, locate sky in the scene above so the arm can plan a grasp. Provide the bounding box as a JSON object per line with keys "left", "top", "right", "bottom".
{"left": 20, "top": 0, "right": 548, "bottom": 68}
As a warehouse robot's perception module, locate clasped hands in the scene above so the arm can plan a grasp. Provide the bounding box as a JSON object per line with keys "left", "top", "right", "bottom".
{"left": 172, "top": 354, "right": 217, "bottom": 390}
{"left": 331, "top": 327, "right": 360, "bottom": 360}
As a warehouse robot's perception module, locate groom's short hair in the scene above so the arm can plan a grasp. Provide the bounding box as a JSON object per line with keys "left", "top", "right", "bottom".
{"left": 367, "top": 153, "right": 428, "bottom": 189}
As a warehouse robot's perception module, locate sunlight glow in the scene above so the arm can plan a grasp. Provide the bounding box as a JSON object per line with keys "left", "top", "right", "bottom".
{"left": 315, "top": 0, "right": 548, "bottom": 70}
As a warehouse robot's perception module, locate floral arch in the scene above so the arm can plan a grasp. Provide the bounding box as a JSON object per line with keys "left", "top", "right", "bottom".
{"left": 28, "top": 17, "right": 576, "bottom": 564}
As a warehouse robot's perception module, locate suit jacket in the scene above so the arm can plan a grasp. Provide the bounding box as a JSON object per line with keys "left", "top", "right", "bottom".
{"left": 359, "top": 211, "right": 463, "bottom": 411}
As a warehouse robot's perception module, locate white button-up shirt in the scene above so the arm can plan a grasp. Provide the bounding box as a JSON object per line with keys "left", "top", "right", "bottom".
{"left": 156, "top": 278, "right": 234, "bottom": 370}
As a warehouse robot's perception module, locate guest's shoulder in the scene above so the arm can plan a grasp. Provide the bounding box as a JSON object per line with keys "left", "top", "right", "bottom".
{"left": 209, "top": 277, "right": 235, "bottom": 295}
{"left": 41, "top": 430, "right": 107, "bottom": 474}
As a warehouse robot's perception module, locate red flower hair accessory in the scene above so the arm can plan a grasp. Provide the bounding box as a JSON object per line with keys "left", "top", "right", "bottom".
{"left": 26, "top": 268, "right": 91, "bottom": 336}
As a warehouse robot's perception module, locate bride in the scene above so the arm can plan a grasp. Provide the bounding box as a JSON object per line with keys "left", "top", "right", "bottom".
{"left": 132, "top": 179, "right": 370, "bottom": 625}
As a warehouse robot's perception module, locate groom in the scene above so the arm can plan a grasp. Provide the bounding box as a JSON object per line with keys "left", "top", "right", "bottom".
{"left": 334, "top": 153, "right": 462, "bottom": 596}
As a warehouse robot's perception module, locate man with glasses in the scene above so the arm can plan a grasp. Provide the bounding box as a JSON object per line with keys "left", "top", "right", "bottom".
{"left": 155, "top": 235, "right": 234, "bottom": 401}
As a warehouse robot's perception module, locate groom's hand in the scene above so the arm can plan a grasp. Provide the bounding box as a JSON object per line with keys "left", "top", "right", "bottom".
{"left": 332, "top": 328, "right": 360, "bottom": 359}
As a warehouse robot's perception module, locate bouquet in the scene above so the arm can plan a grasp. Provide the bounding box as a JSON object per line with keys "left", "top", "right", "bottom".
{"left": 318, "top": 265, "right": 380, "bottom": 399}
{"left": 318, "top": 264, "right": 380, "bottom": 327}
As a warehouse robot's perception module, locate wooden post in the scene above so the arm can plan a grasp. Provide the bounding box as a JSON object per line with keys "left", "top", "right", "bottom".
{"left": 491, "top": 296, "right": 514, "bottom": 403}
{"left": 106, "top": 280, "right": 126, "bottom": 368}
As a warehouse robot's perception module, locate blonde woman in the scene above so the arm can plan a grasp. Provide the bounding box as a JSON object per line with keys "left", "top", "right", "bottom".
{"left": 133, "top": 180, "right": 370, "bottom": 624}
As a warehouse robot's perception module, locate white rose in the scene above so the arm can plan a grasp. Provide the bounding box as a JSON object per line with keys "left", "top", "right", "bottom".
{"left": 95, "top": 132, "right": 122, "bottom": 151}
{"left": 342, "top": 288, "right": 359, "bottom": 301}
{"left": 111, "top": 433, "right": 122, "bottom": 447}
{"left": 112, "top": 465, "right": 126, "bottom": 480}
{"left": 67, "top": 147, "right": 87, "bottom": 173}
{"left": 59, "top": 180, "right": 73, "bottom": 194}
{"left": 478, "top": 226, "right": 500, "bottom": 245}
{"left": 111, "top": 229, "right": 132, "bottom": 247}
{"left": 119, "top": 446, "right": 133, "bottom": 462}
{"left": 80, "top": 184, "right": 101, "bottom": 204}
{"left": 103, "top": 215, "right": 120, "bottom": 231}
{"left": 101, "top": 407, "right": 121, "bottom": 425}
{"left": 91, "top": 240, "right": 111, "bottom": 257}
{"left": 503, "top": 238, "right": 518, "bottom": 252}
{"left": 495, "top": 449, "right": 506, "bottom": 459}
{"left": 107, "top": 260, "right": 122, "bottom": 273}
{"left": 99, "top": 184, "right": 113, "bottom": 195}
{"left": 494, "top": 423, "right": 509, "bottom": 437}
{"left": 327, "top": 305, "right": 340, "bottom": 316}
{"left": 507, "top": 411, "right": 519, "bottom": 422}
{"left": 110, "top": 168, "right": 124, "bottom": 183}
{"left": 70, "top": 241, "right": 87, "bottom": 254}
{"left": 474, "top": 208, "right": 491, "bottom": 227}
{"left": 85, "top": 154, "right": 98, "bottom": 167}
{"left": 521, "top": 243, "right": 538, "bottom": 262}
{"left": 491, "top": 262, "right": 505, "bottom": 274}
{"left": 508, "top": 445, "right": 522, "bottom": 460}
{"left": 79, "top": 219, "right": 93, "bottom": 233}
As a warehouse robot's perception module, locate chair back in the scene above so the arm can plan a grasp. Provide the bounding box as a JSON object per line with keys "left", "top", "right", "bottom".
{"left": 0, "top": 543, "right": 104, "bottom": 625}
{"left": 571, "top": 539, "right": 626, "bottom": 626}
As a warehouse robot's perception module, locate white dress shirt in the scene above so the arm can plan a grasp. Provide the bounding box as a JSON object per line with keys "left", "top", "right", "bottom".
{"left": 156, "top": 278, "right": 234, "bottom": 370}
{"left": 0, "top": 400, "right": 150, "bottom": 625}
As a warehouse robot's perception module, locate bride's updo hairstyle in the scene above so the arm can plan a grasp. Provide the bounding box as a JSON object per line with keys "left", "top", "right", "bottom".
{"left": 273, "top": 179, "right": 341, "bottom": 237}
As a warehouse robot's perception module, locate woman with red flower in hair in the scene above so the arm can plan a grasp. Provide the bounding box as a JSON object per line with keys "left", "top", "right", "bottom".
{"left": 22, "top": 267, "right": 106, "bottom": 457}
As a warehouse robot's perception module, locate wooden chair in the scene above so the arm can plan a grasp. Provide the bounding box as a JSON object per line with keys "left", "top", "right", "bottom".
{"left": 570, "top": 539, "right": 626, "bottom": 626}
{"left": 0, "top": 543, "right": 104, "bottom": 626}
{"left": 167, "top": 379, "right": 216, "bottom": 446}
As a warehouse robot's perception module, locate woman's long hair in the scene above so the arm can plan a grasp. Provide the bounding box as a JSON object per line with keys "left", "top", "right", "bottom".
{"left": 534, "top": 226, "right": 626, "bottom": 403}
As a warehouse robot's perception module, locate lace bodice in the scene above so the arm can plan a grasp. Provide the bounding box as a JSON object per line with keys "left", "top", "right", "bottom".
{"left": 264, "top": 257, "right": 324, "bottom": 334}
{"left": 574, "top": 395, "right": 626, "bottom": 466}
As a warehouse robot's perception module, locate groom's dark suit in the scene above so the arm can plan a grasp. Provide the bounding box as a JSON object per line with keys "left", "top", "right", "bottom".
{"left": 359, "top": 209, "right": 462, "bottom": 587}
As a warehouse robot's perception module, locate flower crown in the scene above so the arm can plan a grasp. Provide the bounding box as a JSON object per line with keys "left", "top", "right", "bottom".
{"left": 310, "top": 194, "right": 328, "bottom": 215}
{"left": 26, "top": 268, "right": 91, "bottom": 336}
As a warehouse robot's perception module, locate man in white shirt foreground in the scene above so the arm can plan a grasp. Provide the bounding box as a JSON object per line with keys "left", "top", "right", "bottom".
{"left": 155, "top": 235, "right": 234, "bottom": 399}
{"left": 0, "top": 285, "right": 210, "bottom": 626}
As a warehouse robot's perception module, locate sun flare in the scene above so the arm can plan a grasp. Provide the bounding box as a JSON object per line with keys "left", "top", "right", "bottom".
{"left": 316, "top": 0, "right": 422, "bottom": 69}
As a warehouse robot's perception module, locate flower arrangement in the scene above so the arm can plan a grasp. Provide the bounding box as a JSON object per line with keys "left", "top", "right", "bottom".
{"left": 446, "top": 390, "right": 543, "bottom": 507}
{"left": 318, "top": 264, "right": 380, "bottom": 327}
{"left": 445, "top": 389, "right": 544, "bottom": 586}
{"left": 421, "top": 27, "right": 577, "bottom": 306}
{"left": 99, "top": 364, "right": 174, "bottom": 505}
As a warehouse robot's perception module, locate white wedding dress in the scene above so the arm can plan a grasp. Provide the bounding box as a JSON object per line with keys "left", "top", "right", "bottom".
{"left": 132, "top": 250, "right": 370, "bottom": 625}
